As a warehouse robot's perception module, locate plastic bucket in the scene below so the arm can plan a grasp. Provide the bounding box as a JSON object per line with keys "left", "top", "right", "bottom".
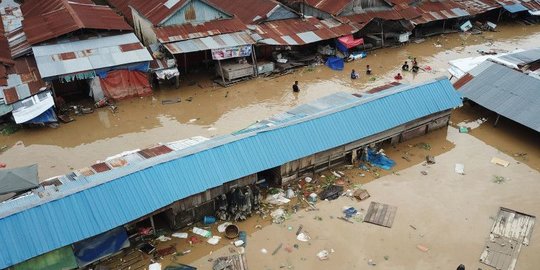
{"left": 203, "top": 216, "right": 216, "bottom": 225}
{"left": 225, "top": 224, "right": 239, "bottom": 239}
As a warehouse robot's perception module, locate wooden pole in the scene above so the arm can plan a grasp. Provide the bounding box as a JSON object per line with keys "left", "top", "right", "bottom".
{"left": 497, "top": 9, "right": 503, "bottom": 23}
{"left": 380, "top": 21, "right": 385, "bottom": 47}
{"left": 183, "top": 53, "right": 187, "bottom": 74}
{"left": 494, "top": 114, "right": 501, "bottom": 127}
{"left": 442, "top": 20, "right": 446, "bottom": 33}
{"left": 217, "top": 59, "right": 226, "bottom": 86}
{"left": 150, "top": 215, "right": 156, "bottom": 235}
{"left": 251, "top": 45, "right": 258, "bottom": 77}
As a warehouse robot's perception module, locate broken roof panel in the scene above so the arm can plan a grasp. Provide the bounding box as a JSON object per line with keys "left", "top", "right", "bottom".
{"left": 129, "top": 0, "right": 188, "bottom": 25}
{"left": 32, "top": 33, "right": 152, "bottom": 79}
{"left": 164, "top": 31, "right": 255, "bottom": 54}
{"left": 155, "top": 17, "right": 247, "bottom": 43}
{"left": 22, "top": 0, "right": 132, "bottom": 45}
{"left": 411, "top": 1, "right": 470, "bottom": 24}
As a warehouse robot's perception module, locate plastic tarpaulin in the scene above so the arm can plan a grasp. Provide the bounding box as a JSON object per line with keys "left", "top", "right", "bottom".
{"left": 13, "top": 246, "right": 77, "bottom": 270}
{"left": 89, "top": 76, "right": 105, "bottom": 102}
{"left": 0, "top": 164, "right": 38, "bottom": 195}
{"left": 366, "top": 148, "right": 396, "bottom": 170}
{"left": 96, "top": 62, "right": 150, "bottom": 78}
{"left": 73, "top": 227, "right": 130, "bottom": 267}
{"left": 337, "top": 35, "right": 364, "bottom": 49}
{"left": 25, "top": 107, "right": 58, "bottom": 124}
{"left": 99, "top": 70, "right": 152, "bottom": 101}
{"left": 325, "top": 57, "right": 344, "bottom": 71}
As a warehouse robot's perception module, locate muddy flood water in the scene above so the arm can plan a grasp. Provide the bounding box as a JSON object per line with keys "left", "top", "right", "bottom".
{"left": 1, "top": 23, "right": 540, "bottom": 179}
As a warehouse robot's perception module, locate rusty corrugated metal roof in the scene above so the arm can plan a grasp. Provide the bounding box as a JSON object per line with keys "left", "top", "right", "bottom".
{"left": 453, "top": 0, "right": 500, "bottom": 15}
{"left": 106, "top": 0, "right": 134, "bottom": 23}
{"left": 343, "top": 10, "right": 404, "bottom": 24}
{"left": 411, "top": 1, "right": 470, "bottom": 24}
{"left": 207, "top": 0, "right": 285, "bottom": 24}
{"left": 22, "top": 0, "right": 132, "bottom": 45}
{"left": 0, "top": 23, "right": 13, "bottom": 66}
{"left": 252, "top": 17, "right": 354, "bottom": 46}
{"left": 155, "top": 17, "right": 248, "bottom": 43}
{"left": 304, "top": 0, "right": 351, "bottom": 15}
{"left": 129, "top": 0, "right": 189, "bottom": 25}
{"left": 0, "top": 56, "right": 46, "bottom": 104}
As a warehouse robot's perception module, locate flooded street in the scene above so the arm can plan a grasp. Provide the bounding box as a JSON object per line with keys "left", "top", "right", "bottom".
{"left": 1, "top": 23, "right": 540, "bottom": 179}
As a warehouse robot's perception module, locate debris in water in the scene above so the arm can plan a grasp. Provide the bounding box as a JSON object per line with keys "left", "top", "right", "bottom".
{"left": 490, "top": 157, "right": 509, "bottom": 167}
{"left": 161, "top": 98, "right": 181, "bottom": 105}
{"left": 492, "top": 175, "right": 507, "bottom": 184}
{"left": 415, "top": 142, "right": 431, "bottom": 150}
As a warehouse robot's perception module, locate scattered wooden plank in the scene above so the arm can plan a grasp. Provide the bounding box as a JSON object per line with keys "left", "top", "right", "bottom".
{"left": 364, "top": 202, "right": 398, "bottom": 228}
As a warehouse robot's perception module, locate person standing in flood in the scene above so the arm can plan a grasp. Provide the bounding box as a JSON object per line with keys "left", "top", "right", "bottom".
{"left": 351, "top": 69, "right": 359, "bottom": 79}
{"left": 366, "top": 65, "right": 372, "bottom": 75}
{"left": 402, "top": 61, "right": 409, "bottom": 71}
{"left": 292, "top": 81, "right": 300, "bottom": 92}
{"left": 456, "top": 264, "right": 465, "bottom": 270}
{"left": 412, "top": 57, "right": 419, "bottom": 73}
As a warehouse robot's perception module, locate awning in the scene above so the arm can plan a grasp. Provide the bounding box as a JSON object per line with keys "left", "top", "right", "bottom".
{"left": 163, "top": 32, "right": 255, "bottom": 55}
{"left": 0, "top": 164, "right": 39, "bottom": 195}
{"left": 501, "top": 3, "right": 529, "bottom": 13}
{"left": 13, "top": 246, "right": 77, "bottom": 270}
{"left": 12, "top": 90, "right": 55, "bottom": 124}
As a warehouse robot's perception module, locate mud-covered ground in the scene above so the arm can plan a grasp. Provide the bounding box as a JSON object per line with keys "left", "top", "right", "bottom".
{"left": 1, "top": 23, "right": 540, "bottom": 179}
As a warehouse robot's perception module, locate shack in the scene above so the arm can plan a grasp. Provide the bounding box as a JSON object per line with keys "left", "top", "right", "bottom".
{"left": 454, "top": 49, "right": 540, "bottom": 131}
{"left": 21, "top": 0, "right": 152, "bottom": 104}
{"left": 0, "top": 77, "right": 461, "bottom": 269}
{"left": 154, "top": 17, "right": 258, "bottom": 86}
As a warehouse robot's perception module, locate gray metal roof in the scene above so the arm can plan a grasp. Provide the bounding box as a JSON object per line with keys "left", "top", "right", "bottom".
{"left": 496, "top": 48, "right": 540, "bottom": 68}
{"left": 164, "top": 31, "right": 255, "bottom": 55}
{"left": 459, "top": 63, "right": 540, "bottom": 132}
{"left": 32, "top": 33, "right": 153, "bottom": 79}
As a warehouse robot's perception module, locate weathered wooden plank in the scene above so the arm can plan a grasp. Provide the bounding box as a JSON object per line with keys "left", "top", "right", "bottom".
{"left": 364, "top": 202, "right": 397, "bottom": 228}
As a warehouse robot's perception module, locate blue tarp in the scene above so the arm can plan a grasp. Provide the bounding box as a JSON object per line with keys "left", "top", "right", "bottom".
{"left": 366, "top": 148, "right": 396, "bottom": 170}
{"left": 72, "top": 227, "right": 130, "bottom": 267}
{"left": 336, "top": 40, "right": 348, "bottom": 54}
{"left": 25, "top": 107, "right": 57, "bottom": 124}
{"left": 502, "top": 3, "right": 528, "bottom": 13}
{"left": 96, "top": 62, "right": 150, "bottom": 78}
{"left": 326, "top": 57, "right": 344, "bottom": 71}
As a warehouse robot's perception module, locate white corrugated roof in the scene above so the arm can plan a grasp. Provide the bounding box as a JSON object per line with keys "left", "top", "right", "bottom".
{"left": 32, "top": 33, "right": 153, "bottom": 79}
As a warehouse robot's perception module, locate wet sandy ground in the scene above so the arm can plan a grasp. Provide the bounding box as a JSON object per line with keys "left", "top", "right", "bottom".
{"left": 189, "top": 127, "right": 540, "bottom": 270}
{"left": 1, "top": 23, "right": 540, "bottom": 179}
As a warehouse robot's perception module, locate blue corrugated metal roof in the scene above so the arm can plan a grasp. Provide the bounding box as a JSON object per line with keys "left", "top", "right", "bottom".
{"left": 0, "top": 78, "right": 461, "bottom": 268}
{"left": 501, "top": 3, "right": 529, "bottom": 13}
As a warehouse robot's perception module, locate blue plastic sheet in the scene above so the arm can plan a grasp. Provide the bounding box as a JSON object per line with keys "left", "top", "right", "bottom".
{"left": 366, "top": 148, "right": 396, "bottom": 170}
{"left": 25, "top": 107, "right": 57, "bottom": 124}
{"left": 325, "top": 57, "right": 344, "bottom": 71}
{"left": 73, "top": 227, "right": 130, "bottom": 267}
{"left": 96, "top": 62, "right": 150, "bottom": 78}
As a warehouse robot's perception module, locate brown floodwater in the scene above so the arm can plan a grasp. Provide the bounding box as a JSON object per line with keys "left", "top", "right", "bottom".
{"left": 1, "top": 22, "right": 540, "bottom": 179}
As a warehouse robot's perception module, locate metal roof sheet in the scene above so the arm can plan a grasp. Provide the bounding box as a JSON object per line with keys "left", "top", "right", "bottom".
{"left": 453, "top": 0, "right": 500, "bottom": 15}
{"left": 206, "top": 0, "right": 285, "bottom": 24}
{"left": 411, "top": 2, "right": 470, "bottom": 24}
{"left": 32, "top": 33, "right": 152, "bottom": 79}
{"left": 252, "top": 17, "right": 355, "bottom": 46}
{"left": 500, "top": 2, "right": 529, "bottom": 12}
{"left": 164, "top": 31, "right": 255, "bottom": 54}
{"left": 106, "top": 0, "right": 134, "bottom": 23}
{"left": 459, "top": 63, "right": 540, "bottom": 132}
{"left": 155, "top": 17, "right": 248, "bottom": 43}
{"left": 0, "top": 56, "right": 45, "bottom": 105}
{"left": 129, "top": 0, "right": 188, "bottom": 25}
{"left": 497, "top": 48, "right": 540, "bottom": 68}
{"left": 0, "top": 78, "right": 461, "bottom": 269}
{"left": 304, "top": 0, "right": 351, "bottom": 15}
{"left": 22, "top": 0, "right": 132, "bottom": 45}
